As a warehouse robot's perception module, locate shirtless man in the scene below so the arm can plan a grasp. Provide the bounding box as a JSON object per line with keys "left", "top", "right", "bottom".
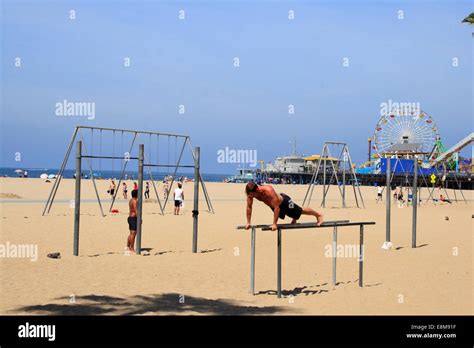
{"left": 245, "top": 182, "right": 323, "bottom": 231}
{"left": 126, "top": 189, "right": 138, "bottom": 252}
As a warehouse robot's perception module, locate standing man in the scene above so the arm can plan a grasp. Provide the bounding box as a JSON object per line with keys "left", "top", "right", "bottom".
{"left": 245, "top": 182, "right": 323, "bottom": 231}
{"left": 126, "top": 189, "right": 138, "bottom": 253}
{"left": 174, "top": 182, "right": 184, "bottom": 215}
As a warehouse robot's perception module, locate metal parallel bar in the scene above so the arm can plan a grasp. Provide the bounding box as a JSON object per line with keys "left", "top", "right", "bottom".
{"left": 277, "top": 228, "right": 282, "bottom": 298}
{"left": 44, "top": 127, "right": 79, "bottom": 215}
{"left": 192, "top": 147, "right": 200, "bottom": 253}
{"left": 250, "top": 227, "right": 256, "bottom": 295}
{"left": 260, "top": 221, "right": 375, "bottom": 231}
{"left": 76, "top": 125, "right": 189, "bottom": 138}
{"left": 332, "top": 226, "right": 337, "bottom": 287}
{"left": 136, "top": 144, "right": 144, "bottom": 255}
{"left": 412, "top": 159, "right": 418, "bottom": 248}
{"left": 236, "top": 220, "right": 350, "bottom": 230}
{"left": 73, "top": 141, "right": 82, "bottom": 256}
{"left": 359, "top": 225, "right": 364, "bottom": 287}
{"left": 109, "top": 132, "right": 138, "bottom": 212}
{"left": 79, "top": 131, "right": 105, "bottom": 217}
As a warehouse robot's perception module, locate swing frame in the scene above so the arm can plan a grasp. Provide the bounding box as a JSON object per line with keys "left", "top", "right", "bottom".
{"left": 42, "top": 125, "right": 215, "bottom": 216}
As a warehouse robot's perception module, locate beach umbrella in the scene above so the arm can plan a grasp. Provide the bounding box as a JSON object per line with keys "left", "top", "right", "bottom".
{"left": 48, "top": 174, "right": 56, "bottom": 179}
{"left": 40, "top": 173, "right": 48, "bottom": 179}
{"left": 14, "top": 169, "right": 24, "bottom": 173}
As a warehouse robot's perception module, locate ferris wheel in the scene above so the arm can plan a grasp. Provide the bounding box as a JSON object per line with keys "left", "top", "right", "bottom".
{"left": 373, "top": 107, "right": 440, "bottom": 156}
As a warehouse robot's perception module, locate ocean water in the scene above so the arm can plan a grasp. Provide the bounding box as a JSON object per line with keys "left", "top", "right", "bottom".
{"left": 0, "top": 167, "right": 230, "bottom": 183}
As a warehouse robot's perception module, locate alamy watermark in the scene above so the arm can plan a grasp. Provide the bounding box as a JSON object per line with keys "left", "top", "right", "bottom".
{"left": 217, "top": 147, "right": 257, "bottom": 167}
{"left": 324, "top": 243, "right": 363, "bottom": 260}
{"left": 55, "top": 99, "right": 95, "bottom": 120}
{"left": 0, "top": 242, "right": 38, "bottom": 261}
{"left": 380, "top": 99, "right": 421, "bottom": 116}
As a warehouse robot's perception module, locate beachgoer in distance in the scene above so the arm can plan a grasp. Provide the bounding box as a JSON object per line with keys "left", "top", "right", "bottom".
{"left": 144, "top": 182, "right": 150, "bottom": 199}
{"left": 122, "top": 182, "right": 128, "bottom": 199}
{"left": 376, "top": 185, "right": 383, "bottom": 203}
{"left": 174, "top": 182, "right": 184, "bottom": 215}
{"left": 108, "top": 180, "right": 116, "bottom": 197}
{"left": 244, "top": 182, "right": 323, "bottom": 231}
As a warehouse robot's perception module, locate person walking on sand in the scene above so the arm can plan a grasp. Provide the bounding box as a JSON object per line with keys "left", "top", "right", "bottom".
{"left": 126, "top": 189, "right": 138, "bottom": 253}
{"left": 108, "top": 180, "right": 116, "bottom": 198}
{"left": 244, "top": 182, "right": 323, "bottom": 231}
{"left": 376, "top": 185, "right": 383, "bottom": 203}
{"left": 163, "top": 181, "right": 169, "bottom": 200}
{"left": 122, "top": 182, "right": 128, "bottom": 199}
{"left": 174, "top": 182, "right": 184, "bottom": 215}
{"left": 144, "top": 182, "right": 150, "bottom": 199}
{"left": 133, "top": 182, "right": 138, "bottom": 191}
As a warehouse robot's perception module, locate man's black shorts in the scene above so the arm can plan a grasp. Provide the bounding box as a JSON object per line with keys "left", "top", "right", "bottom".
{"left": 127, "top": 216, "right": 137, "bottom": 231}
{"left": 274, "top": 193, "right": 303, "bottom": 220}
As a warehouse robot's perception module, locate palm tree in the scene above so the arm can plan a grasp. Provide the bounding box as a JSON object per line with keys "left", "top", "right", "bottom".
{"left": 462, "top": 13, "right": 474, "bottom": 24}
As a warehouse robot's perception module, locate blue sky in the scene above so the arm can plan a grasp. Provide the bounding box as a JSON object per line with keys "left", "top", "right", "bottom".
{"left": 1, "top": 0, "right": 472, "bottom": 174}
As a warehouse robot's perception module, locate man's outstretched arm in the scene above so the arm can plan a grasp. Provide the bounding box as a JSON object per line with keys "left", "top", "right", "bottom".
{"left": 246, "top": 196, "right": 253, "bottom": 229}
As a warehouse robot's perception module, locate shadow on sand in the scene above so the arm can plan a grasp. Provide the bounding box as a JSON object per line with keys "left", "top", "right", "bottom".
{"left": 13, "top": 293, "right": 286, "bottom": 315}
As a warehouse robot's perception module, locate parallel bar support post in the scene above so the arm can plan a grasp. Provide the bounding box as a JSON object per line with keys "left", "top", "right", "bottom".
{"left": 136, "top": 144, "right": 144, "bottom": 255}
{"left": 277, "top": 228, "right": 282, "bottom": 298}
{"left": 73, "top": 141, "right": 82, "bottom": 256}
{"left": 359, "top": 225, "right": 364, "bottom": 287}
{"left": 385, "top": 157, "right": 391, "bottom": 243}
{"left": 250, "top": 227, "right": 256, "bottom": 295}
{"left": 192, "top": 147, "right": 200, "bottom": 253}
{"left": 412, "top": 158, "right": 418, "bottom": 248}
{"left": 332, "top": 226, "right": 337, "bottom": 287}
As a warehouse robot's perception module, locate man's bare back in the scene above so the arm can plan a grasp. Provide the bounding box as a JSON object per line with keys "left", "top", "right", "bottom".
{"left": 245, "top": 182, "right": 323, "bottom": 231}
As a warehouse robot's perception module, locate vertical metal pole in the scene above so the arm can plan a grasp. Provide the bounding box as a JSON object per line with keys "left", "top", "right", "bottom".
{"left": 342, "top": 148, "right": 346, "bottom": 208}
{"left": 322, "top": 149, "right": 327, "bottom": 208}
{"left": 136, "top": 144, "right": 144, "bottom": 255}
{"left": 412, "top": 158, "right": 418, "bottom": 248}
{"left": 359, "top": 225, "right": 364, "bottom": 287}
{"left": 332, "top": 226, "right": 337, "bottom": 287}
{"left": 385, "top": 157, "right": 391, "bottom": 243}
{"left": 277, "top": 228, "right": 282, "bottom": 298}
{"left": 192, "top": 147, "right": 200, "bottom": 253}
{"left": 73, "top": 141, "right": 82, "bottom": 256}
{"left": 250, "top": 227, "right": 256, "bottom": 295}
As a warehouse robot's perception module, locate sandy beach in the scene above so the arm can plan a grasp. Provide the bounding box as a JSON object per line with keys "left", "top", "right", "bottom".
{"left": 0, "top": 177, "right": 472, "bottom": 315}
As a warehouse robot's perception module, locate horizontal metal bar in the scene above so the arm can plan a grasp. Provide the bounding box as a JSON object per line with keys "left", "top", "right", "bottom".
{"left": 259, "top": 221, "right": 375, "bottom": 231}
{"left": 81, "top": 155, "right": 139, "bottom": 160}
{"left": 237, "top": 220, "right": 350, "bottom": 230}
{"left": 76, "top": 125, "right": 189, "bottom": 138}
{"left": 143, "top": 164, "right": 195, "bottom": 168}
